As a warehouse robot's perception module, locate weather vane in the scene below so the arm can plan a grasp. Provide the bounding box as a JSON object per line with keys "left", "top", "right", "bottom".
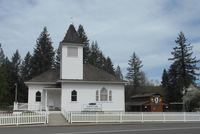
{"left": 71, "top": 17, "right": 73, "bottom": 25}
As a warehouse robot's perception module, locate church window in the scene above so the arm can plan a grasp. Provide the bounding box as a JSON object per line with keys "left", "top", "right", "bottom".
{"left": 36, "top": 91, "right": 41, "bottom": 102}
{"left": 100, "top": 87, "right": 108, "bottom": 101}
{"left": 71, "top": 90, "right": 77, "bottom": 101}
{"left": 67, "top": 47, "right": 78, "bottom": 57}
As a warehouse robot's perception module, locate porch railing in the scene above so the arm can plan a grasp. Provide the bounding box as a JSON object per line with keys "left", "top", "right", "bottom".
{"left": 14, "top": 102, "right": 42, "bottom": 111}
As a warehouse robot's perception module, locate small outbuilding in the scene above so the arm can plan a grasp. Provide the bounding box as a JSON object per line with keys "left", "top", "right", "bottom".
{"left": 126, "top": 93, "right": 170, "bottom": 112}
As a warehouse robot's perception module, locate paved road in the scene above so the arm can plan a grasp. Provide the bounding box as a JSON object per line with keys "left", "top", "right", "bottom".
{"left": 0, "top": 123, "right": 200, "bottom": 134}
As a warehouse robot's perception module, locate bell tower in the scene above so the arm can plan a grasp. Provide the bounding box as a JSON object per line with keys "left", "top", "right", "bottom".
{"left": 59, "top": 24, "right": 83, "bottom": 80}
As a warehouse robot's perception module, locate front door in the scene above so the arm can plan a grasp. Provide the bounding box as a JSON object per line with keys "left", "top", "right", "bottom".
{"left": 48, "top": 93, "right": 55, "bottom": 110}
{"left": 151, "top": 105, "right": 163, "bottom": 112}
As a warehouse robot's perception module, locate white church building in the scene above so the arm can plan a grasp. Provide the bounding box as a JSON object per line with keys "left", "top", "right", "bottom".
{"left": 25, "top": 24, "right": 125, "bottom": 112}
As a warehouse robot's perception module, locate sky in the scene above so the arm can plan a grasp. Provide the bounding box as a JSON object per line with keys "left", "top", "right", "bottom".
{"left": 0, "top": 0, "right": 200, "bottom": 84}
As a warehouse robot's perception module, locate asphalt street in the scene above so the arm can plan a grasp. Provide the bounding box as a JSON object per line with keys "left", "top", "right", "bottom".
{"left": 0, "top": 123, "right": 200, "bottom": 134}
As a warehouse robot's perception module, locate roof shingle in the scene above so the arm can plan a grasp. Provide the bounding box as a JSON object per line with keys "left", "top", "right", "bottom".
{"left": 26, "top": 64, "right": 124, "bottom": 83}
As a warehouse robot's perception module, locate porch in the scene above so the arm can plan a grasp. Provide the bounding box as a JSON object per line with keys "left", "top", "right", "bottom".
{"left": 43, "top": 87, "right": 61, "bottom": 111}
{"left": 14, "top": 87, "right": 62, "bottom": 111}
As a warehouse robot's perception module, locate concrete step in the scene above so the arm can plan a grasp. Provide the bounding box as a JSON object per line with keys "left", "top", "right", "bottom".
{"left": 48, "top": 113, "right": 68, "bottom": 126}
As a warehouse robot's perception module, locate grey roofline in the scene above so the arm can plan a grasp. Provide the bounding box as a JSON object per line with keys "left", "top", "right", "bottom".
{"left": 57, "top": 79, "right": 126, "bottom": 84}
{"left": 24, "top": 82, "right": 57, "bottom": 85}
{"left": 25, "top": 80, "right": 125, "bottom": 85}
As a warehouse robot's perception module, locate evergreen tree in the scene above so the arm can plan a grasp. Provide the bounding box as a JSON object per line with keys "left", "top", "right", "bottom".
{"left": 11, "top": 50, "right": 21, "bottom": 78}
{"left": 18, "top": 52, "right": 32, "bottom": 103}
{"left": 126, "top": 52, "right": 143, "bottom": 86}
{"left": 0, "top": 46, "right": 10, "bottom": 106}
{"left": 0, "top": 58, "right": 11, "bottom": 106}
{"left": 115, "top": 65, "right": 123, "bottom": 80}
{"left": 169, "top": 32, "right": 200, "bottom": 93}
{"left": 88, "top": 41, "right": 104, "bottom": 68}
{"left": 54, "top": 49, "right": 60, "bottom": 69}
{"left": 166, "top": 63, "right": 183, "bottom": 102}
{"left": 104, "top": 56, "right": 115, "bottom": 75}
{"left": 30, "top": 26, "right": 55, "bottom": 77}
{"left": 77, "top": 25, "right": 90, "bottom": 64}
{"left": 0, "top": 43, "right": 5, "bottom": 66}
{"left": 9, "top": 50, "right": 21, "bottom": 103}
{"left": 161, "top": 69, "right": 169, "bottom": 89}
{"left": 21, "top": 52, "right": 32, "bottom": 81}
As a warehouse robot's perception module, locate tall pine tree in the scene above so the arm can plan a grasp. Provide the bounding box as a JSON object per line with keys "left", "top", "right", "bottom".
{"left": 0, "top": 46, "right": 10, "bottom": 106}
{"left": 169, "top": 32, "right": 200, "bottom": 93}
{"left": 126, "top": 52, "right": 143, "bottom": 86}
{"left": 104, "top": 56, "right": 115, "bottom": 75}
{"left": 30, "top": 26, "right": 55, "bottom": 77}
{"left": 19, "top": 52, "right": 32, "bottom": 103}
{"left": 54, "top": 49, "right": 61, "bottom": 69}
{"left": 77, "top": 25, "right": 90, "bottom": 64}
{"left": 115, "top": 65, "right": 123, "bottom": 80}
{"left": 21, "top": 52, "right": 32, "bottom": 81}
{"left": 0, "top": 43, "right": 5, "bottom": 66}
{"left": 88, "top": 41, "right": 103, "bottom": 68}
{"left": 8, "top": 50, "right": 21, "bottom": 103}
{"left": 0, "top": 59, "right": 11, "bottom": 106}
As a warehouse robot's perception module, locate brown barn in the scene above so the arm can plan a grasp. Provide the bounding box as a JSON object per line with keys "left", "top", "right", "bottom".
{"left": 126, "top": 93, "right": 169, "bottom": 112}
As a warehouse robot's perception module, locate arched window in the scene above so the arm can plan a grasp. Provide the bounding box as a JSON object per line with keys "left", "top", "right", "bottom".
{"left": 96, "top": 90, "right": 99, "bottom": 101}
{"left": 100, "top": 87, "right": 108, "bottom": 101}
{"left": 36, "top": 91, "right": 41, "bottom": 102}
{"left": 109, "top": 90, "right": 112, "bottom": 101}
{"left": 71, "top": 90, "right": 77, "bottom": 101}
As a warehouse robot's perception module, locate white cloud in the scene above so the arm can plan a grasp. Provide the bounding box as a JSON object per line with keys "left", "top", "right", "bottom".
{"left": 0, "top": 0, "right": 200, "bottom": 81}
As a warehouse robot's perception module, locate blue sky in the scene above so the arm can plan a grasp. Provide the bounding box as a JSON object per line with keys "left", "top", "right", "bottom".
{"left": 0, "top": 0, "right": 200, "bottom": 83}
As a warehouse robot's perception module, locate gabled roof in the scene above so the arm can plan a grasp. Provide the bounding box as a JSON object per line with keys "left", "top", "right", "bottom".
{"left": 26, "top": 69, "right": 59, "bottom": 83}
{"left": 83, "top": 64, "right": 123, "bottom": 82}
{"left": 61, "top": 24, "right": 82, "bottom": 44}
{"left": 26, "top": 64, "right": 124, "bottom": 83}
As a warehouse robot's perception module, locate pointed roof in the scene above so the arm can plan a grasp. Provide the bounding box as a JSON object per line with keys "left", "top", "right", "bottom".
{"left": 61, "top": 24, "right": 82, "bottom": 44}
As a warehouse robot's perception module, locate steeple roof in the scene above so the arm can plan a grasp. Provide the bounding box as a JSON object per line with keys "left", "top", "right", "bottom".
{"left": 61, "top": 24, "right": 82, "bottom": 44}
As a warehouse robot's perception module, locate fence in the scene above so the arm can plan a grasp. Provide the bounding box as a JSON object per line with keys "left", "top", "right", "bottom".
{"left": 67, "top": 112, "right": 200, "bottom": 123}
{"left": 0, "top": 112, "right": 48, "bottom": 126}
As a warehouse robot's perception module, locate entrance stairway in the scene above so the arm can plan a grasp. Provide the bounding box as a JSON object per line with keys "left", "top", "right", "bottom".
{"left": 48, "top": 113, "right": 68, "bottom": 126}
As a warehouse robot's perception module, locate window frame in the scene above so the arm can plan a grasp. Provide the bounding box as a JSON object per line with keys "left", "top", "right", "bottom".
{"left": 35, "top": 91, "right": 41, "bottom": 102}
{"left": 100, "top": 87, "right": 108, "bottom": 101}
{"left": 71, "top": 90, "right": 77, "bottom": 102}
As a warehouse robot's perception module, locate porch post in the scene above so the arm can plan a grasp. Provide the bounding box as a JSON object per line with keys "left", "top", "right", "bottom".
{"left": 45, "top": 90, "right": 48, "bottom": 111}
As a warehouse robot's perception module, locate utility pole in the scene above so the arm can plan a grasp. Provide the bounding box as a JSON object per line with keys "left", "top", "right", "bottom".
{"left": 15, "top": 83, "right": 18, "bottom": 102}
